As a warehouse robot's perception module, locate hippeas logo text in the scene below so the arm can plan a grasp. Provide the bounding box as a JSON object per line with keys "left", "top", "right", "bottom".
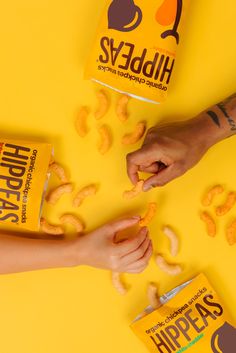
{"left": 85, "top": 0, "right": 190, "bottom": 103}
{"left": 131, "top": 274, "right": 235, "bottom": 353}
{"left": 148, "top": 293, "right": 223, "bottom": 353}
{"left": 99, "top": 37, "right": 175, "bottom": 87}
{"left": 0, "top": 139, "right": 51, "bottom": 231}
{"left": 0, "top": 143, "right": 33, "bottom": 224}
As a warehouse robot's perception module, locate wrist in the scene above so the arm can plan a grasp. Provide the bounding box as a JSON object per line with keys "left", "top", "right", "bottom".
{"left": 65, "top": 238, "right": 86, "bottom": 267}
{"left": 61, "top": 239, "right": 85, "bottom": 268}
{"left": 199, "top": 94, "right": 236, "bottom": 146}
{"left": 190, "top": 110, "right": 228, "bottom": 151}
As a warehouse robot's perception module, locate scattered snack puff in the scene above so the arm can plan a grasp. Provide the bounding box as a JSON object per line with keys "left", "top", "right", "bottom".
{"left": 85, "top": 0, "right": 190, "bottom": 103}
{"left": 131, "top": 273, "right": 235, "bottom": 353}
{"left": 0, "top": 139, "right": 52, "bottom": 231}
{"left": 111, "top": 271, "right": 127, "bottom": 295}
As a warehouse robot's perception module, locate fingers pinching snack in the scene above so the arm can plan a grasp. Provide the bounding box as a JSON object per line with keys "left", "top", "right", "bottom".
{"left": 46, "top": 183, "right": 73, "bottom": 205}
{"left": 75, "top": 106, "right": 89, "bottom": 137}
{"left": 60, "top": 214, "right": 84, "bottom": 233}
{"left": 111, "top": 271, "right": 128, "bottom": 295}
{"left": 97, "top": 124, "right": 112, "bottom": 155}
{"left": 122, "top": 121, "right": 146, "bottom": 145}
{"left": 200, "top": 211, "right": 216, "bottom": 237}
{"left": 155, "top": 254, "right": 182, "bottom": 276}
{"left": 139, "top": 202, "right": 157, "bottom": 227}
{"left": 147, "top": 283, "right": 161, "bottom": 309}
{"left": 40, "top": 218, "right": 64, "bottom": 235}
{"left": 94, "top": 89, "right": 109, "bottom": 120}
{"left": 162, "top": 225, "right": 179, "bottom": 257}
{"left": 123, "top": 180, "right": 144, "bottom": 200}
{"left": 116, "top": 95, "right": 129, "bottom": 122}
{"left": 202, "top": 184, "right": 224, "bottom": 207}
{"left": 73, "top": 184, "right": 98, "bottom": 207}
{"left": 48, "top": 162, "right": 69, "bottom": 183}
{"left": 215, "top": 191, "right": 236, "bottom": 216}
{"left": 226, "top": 219, "right": 236, "bottom": 246}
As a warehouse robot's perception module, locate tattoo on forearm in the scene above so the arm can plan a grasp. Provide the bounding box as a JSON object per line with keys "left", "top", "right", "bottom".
{"left": 214, "top": 93, "right": 236, "bottom": 131}
{"left": 217, "top": 102, "right": 236, "bottom": 131}
{"left": 207, "top": 110, "right": 221, "bottom": 128}
{"left": 207, "top": 93, "right": 236, "bottom": 131}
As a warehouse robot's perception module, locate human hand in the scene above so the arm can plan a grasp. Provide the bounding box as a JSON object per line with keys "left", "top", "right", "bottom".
{"left": 73, "top": 216, "right": 153, "bottom": 273}
{"left": 126, "top": 116, "right": 214, "bottom": 191}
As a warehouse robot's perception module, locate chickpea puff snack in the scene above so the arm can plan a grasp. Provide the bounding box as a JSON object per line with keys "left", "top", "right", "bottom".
{"left": 131, "top": 273, "right": 235, "bottom": 353}
{"left": 85, "top": 0, "right": 190, "bottom": 103}
{"left": 0, "top": 139, "right": 52, "bottom": 231}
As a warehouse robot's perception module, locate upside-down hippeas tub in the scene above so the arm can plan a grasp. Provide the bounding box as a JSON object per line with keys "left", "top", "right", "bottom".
{"left": 85, "top": 0, "right": 190, "bottom": 104}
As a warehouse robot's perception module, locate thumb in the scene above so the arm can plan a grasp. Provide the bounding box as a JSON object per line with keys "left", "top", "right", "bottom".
{"left": 143, "top": 163, "right": 183, "bottom": 190}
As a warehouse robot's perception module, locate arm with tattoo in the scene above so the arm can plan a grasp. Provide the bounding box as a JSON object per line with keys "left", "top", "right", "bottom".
{"left": 207, "top": 93, "right": 236, "bottom": 135}
{"left": 126, "top": 93, "right": 236, "bottom": 190}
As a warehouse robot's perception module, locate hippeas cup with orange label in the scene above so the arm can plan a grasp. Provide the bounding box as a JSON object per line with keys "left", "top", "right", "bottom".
{"left": 85, "top": 0, "right": 190, "bottom": 104}
{"left": 131, "top": 273, "right": 236, "bottom": 353}
{"left": 0, "top": 139, "right": 52, "bottom": 231}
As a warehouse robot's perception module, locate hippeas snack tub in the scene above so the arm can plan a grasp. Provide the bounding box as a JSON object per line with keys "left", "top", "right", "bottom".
{"left": 131, "top": 274, "right": 236, "bottom": 353}
{"left": 85, "top": 0, "right": 190, "bottom": 104}
{"left": 0, "top": 139, "right": 52, "bottom": 231}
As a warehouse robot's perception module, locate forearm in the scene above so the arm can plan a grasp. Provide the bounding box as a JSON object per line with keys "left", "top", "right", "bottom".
{"left": 126, "top": 93, "right": 236, "bottom": 188}
{"left": 194, "top": 93, "right": 236, "bottom": 148}
{"left": 0, "top": 233, "right": 78, "bottom": 274}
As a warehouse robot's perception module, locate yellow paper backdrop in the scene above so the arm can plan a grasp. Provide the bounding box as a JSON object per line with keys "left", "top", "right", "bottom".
{"left": 0, "top": 1, "right": 235, "bottom": 353}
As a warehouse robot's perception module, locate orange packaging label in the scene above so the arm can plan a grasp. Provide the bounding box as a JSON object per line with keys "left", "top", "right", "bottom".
{"left": 131, "top": 273, "right": 235, "bottom": 353}
{"left": 85, "top": 0, "right": 190, "bottom": 104}
{"left": 0, "top": 139, "right": 52, "bottom": 231}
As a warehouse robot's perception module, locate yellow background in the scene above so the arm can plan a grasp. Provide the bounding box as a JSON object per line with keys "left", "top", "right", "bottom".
{"left": 0, "top": 1, "right": 236, "bottom": 353}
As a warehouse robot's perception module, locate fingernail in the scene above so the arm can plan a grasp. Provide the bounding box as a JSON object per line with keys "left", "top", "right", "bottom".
{"left": 143, "top": 184, "right": 151, "bottom": 192}
{"left": 132, "top": 215, "right": 141, "bottom": 220}
{"left": 141, "top": 227, "right": 148, "bottom": 235}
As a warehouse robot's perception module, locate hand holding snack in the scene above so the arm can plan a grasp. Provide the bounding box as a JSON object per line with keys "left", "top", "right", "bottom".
{"left": 73, "top": 216, "right": 153, "bottom": 273}
{"left": 127, "top": 118, "right": 211, "bottom": 190}
{"left": 0, "top": 216, "right": 152, "bottom": 274}
{"left": 127, "top": 93, "right": 236, "bottom": 190}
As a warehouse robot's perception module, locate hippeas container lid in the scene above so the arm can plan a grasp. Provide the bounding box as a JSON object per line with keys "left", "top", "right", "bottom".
{"left": 131, "top": 273, "right": 235, "bottom": 353}
{"left": 0, "top": 139, "right": 52, "bottom": 231}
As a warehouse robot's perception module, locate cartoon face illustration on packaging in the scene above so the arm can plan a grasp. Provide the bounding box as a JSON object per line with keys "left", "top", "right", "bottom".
{"left": 211, "top": 322, "right": 236, "bottom": 353}
{"left": 108, "top": 0, "right": 143, "bottom": 32}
